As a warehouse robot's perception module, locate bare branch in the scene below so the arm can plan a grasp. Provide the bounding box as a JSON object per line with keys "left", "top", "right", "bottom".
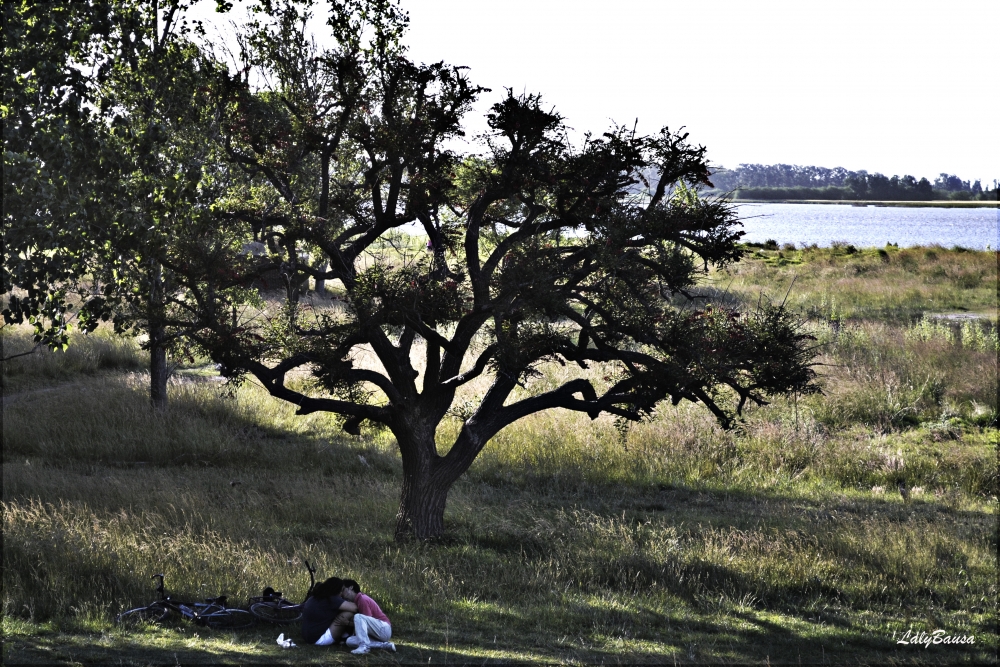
{"left": 244, "top": 359, "right": 386, "bottom": 423}
{"left": 439, "top": 343, "right": 497, "bottom": 388}
{"left": 0, "top": 342, "right": 43, "bottom": 363}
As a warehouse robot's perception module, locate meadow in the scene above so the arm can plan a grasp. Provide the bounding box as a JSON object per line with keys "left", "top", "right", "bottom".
{"left": 2, "top": 245, "right": 997, "bottom": 664}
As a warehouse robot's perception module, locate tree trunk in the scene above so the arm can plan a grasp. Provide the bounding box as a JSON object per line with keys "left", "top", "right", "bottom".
{"left": 394, "top": 472, "right": 450, "bottom": 541}
{"left": 314, "top": 261, "right": 328, "bottom": 296}
{"left": 149, "top": 260, "right": 168, "bottom": 410}
{"left": 149, "top": 328, "right": 168, "bottom": 410}
{"left": 393, "top": 427, "right": 462, "bottom": 541}
{"left": 392, "top": 419, "right": 489, "bottom": 540}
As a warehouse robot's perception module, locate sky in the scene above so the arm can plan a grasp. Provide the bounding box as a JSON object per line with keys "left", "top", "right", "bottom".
{"left": 192, "top": 0, "right": 998, "bottom": 184}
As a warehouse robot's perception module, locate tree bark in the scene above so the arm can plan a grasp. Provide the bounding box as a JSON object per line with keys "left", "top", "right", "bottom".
{"left": 149, "top": 260, "right": 168, "bottom": 410}
{"left": 394, "top": 469, "right": 450, "bottom": 541}
{"left": 393, "top": 425, "right": 463, "bottom": 541}
{"left": 149, "top": 328, "right": 168, "bottom": 410}
{"left": 314, "top": 261, "right": 328, "bottom": 296}
{"left": 391, "top": 416, "right": 491, "bottom": 540}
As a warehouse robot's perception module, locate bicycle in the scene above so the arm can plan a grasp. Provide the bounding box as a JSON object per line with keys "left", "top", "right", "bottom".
{"left": 116, "top": 574, "right": 255, "bottom": 630}
{"left": 249, "top": 559, "right": 316, "bottom": 625}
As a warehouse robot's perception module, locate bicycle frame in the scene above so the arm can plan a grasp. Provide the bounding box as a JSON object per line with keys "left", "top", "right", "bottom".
{"left": 118, "top": 574, "right": 255, "bottom": 630}
{"left": 150, "top": 574, "right": 231, "bottom": 624}
{"left": 304, "top": 559, "right": 316, "bottom": 598}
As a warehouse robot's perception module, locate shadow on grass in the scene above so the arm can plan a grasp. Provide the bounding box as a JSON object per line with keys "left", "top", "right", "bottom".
{"left": 5, "top": 454, "right": 996, "bottom": 663}
{"left": 5, "top": 617, "right": 985, "bottom": 666}
{"left": 403, "top": 598, "right": 987, "bottom": 664}
{"left": 448, "top": 480, "right": 994, "bottom": 607}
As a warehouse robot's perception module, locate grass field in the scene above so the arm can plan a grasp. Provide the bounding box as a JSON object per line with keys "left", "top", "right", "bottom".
{"left": 2, "top": 245, "right": 997, "bottom": 664}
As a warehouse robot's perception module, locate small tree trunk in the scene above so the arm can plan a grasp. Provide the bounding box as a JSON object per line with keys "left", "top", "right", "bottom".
{"left": 149, "top": 333, "right": 168, "bottom": 410}
{"left": 149, "top": 260, "right": 168, "bottom": 410}
{"left": 314, "top": 261, "right": 328, "bottom": 296}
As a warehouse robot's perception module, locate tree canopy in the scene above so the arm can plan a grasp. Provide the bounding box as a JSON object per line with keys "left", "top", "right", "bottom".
{"left": 2, "top": 0, "right": 116, "bottom": 352}
{"left": 3, "top": 0, "right": 250, "bottom": 406}
{"left": 173, "top": 0, "right": 819, "bottom": 539}
{"left": 5, "top": 0, "right": 819, "bottom": 540}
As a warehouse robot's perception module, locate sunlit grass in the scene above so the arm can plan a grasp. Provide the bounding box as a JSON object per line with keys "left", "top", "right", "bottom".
{"left": 3, "top": 246, "right": 998, "bottom": 664}
{"left": 718, "top": 244, "right": 997, "bottom": 321}
{"left": 1, "top": 326, "right": 147, "bottom": 392}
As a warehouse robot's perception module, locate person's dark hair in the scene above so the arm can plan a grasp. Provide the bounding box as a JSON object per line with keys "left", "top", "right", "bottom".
{"left": 341, "top": 578, "right": 360, "bottom": 594}
{"left": 312, "top": 577, "right": 343, "bottom": 599}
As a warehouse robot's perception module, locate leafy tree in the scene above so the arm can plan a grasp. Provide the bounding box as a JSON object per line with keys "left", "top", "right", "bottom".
{"left": 187, "top": 0, "right": 819, "bottom": 540}
{"left": 4, "top": 0, "right": 251, "bottom": 407}
{"left": 845, "top": 171, "right": 869, "bottom": 199}
{"left": 2, "top": 0, "right": 117, "bottom": 355}
{"left": 90, "top": 0, "right": 243, "bottom": 408}
{"left": 934, "top": 173, "right": 968, "bottom": 192}
{"left": 915, "top": 177, "right": 933, "bottom": 199}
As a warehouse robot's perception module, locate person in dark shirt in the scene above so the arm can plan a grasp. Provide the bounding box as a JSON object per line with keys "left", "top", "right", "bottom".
{"left": 300, "top": 577, "right": 358, "bottom": 645}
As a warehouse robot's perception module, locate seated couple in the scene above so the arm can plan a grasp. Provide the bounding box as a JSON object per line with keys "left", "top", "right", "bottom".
{"left": 301, "top": 577, "right": 394, "bottom": 655}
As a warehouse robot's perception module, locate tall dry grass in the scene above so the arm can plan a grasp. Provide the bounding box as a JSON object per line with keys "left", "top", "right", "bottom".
{"left": 720, "top": 245, "right": 996, "bottom": 322}
{"left": 2, "top": 246, "right": 997, "bottom": 663}
{"left": 2, "top": 328, "right": 146, "bottom": 391}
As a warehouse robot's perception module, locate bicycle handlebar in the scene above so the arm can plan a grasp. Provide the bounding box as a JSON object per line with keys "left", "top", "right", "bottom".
{"left": 152, "top": 574, "right": 166, "bottom": 599}
{"left": 304, "top": 559, "right": 316, "bottom": 598}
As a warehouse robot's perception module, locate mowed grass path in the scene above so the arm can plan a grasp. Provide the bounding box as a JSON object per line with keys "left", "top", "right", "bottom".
{"left": 2, "top": 246, "right": 997, "bottom": 664}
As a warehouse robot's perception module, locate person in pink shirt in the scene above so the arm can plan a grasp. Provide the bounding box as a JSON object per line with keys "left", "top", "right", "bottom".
{"left": 340, "top": 579, "right": 395, "bottom": 655}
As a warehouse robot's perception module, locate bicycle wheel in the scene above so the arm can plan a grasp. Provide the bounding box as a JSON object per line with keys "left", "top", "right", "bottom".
{"left": 250, "top": 601, "right": 303, "bottom": 624}
{"left": 116, "top": 604, "right": 170, "bottom": 627}
{"left": 203, "top": 608, "right": 256, "bottom": 630}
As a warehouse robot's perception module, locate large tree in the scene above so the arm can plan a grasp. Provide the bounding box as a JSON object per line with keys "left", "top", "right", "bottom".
{"left": 191, "top": 0, "right": 818, "bottom": 540}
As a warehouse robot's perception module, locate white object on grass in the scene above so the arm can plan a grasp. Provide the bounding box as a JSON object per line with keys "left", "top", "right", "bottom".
{"left": 276, "top": 633, "right": 296, "bottom": 648}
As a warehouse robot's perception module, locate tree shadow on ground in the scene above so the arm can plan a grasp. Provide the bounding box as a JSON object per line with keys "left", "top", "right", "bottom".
{"left": 5, "top": 620, "right": 987, "bottom": 666}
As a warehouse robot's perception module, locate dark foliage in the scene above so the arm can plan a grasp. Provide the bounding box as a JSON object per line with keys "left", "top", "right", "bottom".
{"left": 176, "top": 0, "right": 820, "bottom": 540}
{"left": 709, "top": 164, "right": 996, "bottom": 201}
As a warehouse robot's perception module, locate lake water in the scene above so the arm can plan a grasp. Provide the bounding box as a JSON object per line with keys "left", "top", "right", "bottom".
{"left": 734, "top": 203, "right": 998, "bottom": 250}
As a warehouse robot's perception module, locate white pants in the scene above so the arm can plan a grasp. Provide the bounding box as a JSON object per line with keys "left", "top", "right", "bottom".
{"left": 314, "top": 629, "right": 336, "bottom": 646}
{"left": 351, "top": 614, "right": 392, "bottom": 647}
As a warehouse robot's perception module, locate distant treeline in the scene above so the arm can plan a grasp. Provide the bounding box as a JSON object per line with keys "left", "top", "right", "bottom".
{"left": 707, "top": 164, "right": 998, "bottom": 201}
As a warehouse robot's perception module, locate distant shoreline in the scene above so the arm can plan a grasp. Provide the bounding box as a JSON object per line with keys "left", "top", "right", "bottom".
{"left": 726, "top": 199, "right": 997, "bottom": 208}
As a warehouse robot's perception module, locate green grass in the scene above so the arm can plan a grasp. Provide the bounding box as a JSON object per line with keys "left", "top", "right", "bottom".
{"left": 1, "top": 327, "right": 148, "bottom": 392}
{"left": 2, "top": 246, "right": 998, "bottom": 664}
{"left": 715, "top": 244, "right": 997, "bottom": 322}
